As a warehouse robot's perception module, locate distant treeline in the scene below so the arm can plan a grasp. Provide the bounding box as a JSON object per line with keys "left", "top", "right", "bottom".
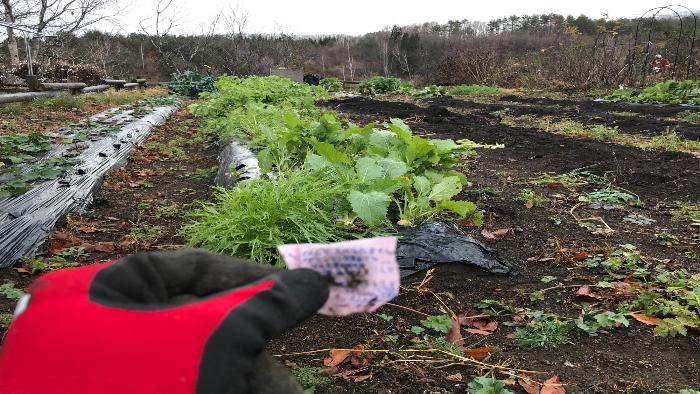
{"left": 2, "top": 12, "right": 698, "bottom": 89}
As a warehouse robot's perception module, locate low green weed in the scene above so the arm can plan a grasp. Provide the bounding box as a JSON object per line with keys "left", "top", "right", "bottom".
{"left": 0, "top": 281, "right": 25, "bottom": 300}
{"left": 127, "top": 224, "right": 162, "bottom": 242}
{"left": 623, "top": 213, "right": 656, "bottom": 226}
{"left": 516, "top": 317, "right": 575, "bottom": 348}
{"left": 290, "top": 366, "right": 330, "bottom": 390}
{"left": 579, "top": 187, "right": 640, "bottom": 206}
{"left": 20, "top": 247, "right": 85, "bottom": 273}
{"left": 678, "top": 110, "right": 700, "bottom": 123}
{"left": 467, "top": 377, "right": 513, "bottom": 394}
{"left": 0, "top": 313, "right": 13, "bottom": 328}
{"left": 517, "top": 188, "right": 547, "bottom": 208}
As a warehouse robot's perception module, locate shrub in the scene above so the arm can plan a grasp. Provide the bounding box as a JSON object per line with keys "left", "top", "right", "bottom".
{"left": 320, "top": 77, "right": 342, "bottom": 92}
{"left": 169, "top": 70, "right": 216, "bottom": 98}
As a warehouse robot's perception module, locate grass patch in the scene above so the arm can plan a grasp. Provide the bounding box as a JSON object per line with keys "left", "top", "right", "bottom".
{"left": 516, "top": 317, "right": 575, "bottom": 348}
{"left": 290, "top": 366, "right": 331, "bottom": 390}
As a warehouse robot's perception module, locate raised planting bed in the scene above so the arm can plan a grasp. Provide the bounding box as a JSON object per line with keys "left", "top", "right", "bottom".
{"left": 0, "top": 97, "right": 180, "bottom": 266}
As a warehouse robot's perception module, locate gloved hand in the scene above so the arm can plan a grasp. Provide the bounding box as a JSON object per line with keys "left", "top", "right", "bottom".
{"left": 0, "top": 249, "right": 329, "bottom": 394}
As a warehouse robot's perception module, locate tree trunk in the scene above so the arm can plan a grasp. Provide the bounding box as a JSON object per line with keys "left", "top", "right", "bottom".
{"left": 2, "top": 0, "right": 21, "bottom": 66}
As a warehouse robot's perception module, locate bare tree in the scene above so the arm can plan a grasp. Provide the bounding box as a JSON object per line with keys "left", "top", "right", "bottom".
{"left": 2, "top": 0, "right": 20, "bottom": 65}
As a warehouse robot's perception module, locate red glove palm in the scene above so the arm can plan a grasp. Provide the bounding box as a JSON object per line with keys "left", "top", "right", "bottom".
{"left": 0, "top": 249, "right": 329, "bottom": 394}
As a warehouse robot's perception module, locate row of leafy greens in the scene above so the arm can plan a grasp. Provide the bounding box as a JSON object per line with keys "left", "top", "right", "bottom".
{"left": 606, "top": 80, "right": 700, "bottom": 105}
{"left": 183, "top": 75, "right": 488, "bottom": 265}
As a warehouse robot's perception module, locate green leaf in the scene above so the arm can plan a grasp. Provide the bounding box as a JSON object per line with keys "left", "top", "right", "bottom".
{"left": 376, "top": 158, "right": 408, "bottom": 178}
{"left": 428, "top": 176, "right": 462, "bottom": 202}
{"left": 347, "top": 190, "right": 390, "bottom": 226}
{"left": 541, "top": 275, "right": 557, "bottom": 283}
{"left": 467, "top": 376, "right": 513, "bottom": 394}
{"left": 413, "top": 175, "right": 431, "bottom": 196}
{"left": 437, "top": 200, "right": 477, "bottom": 217}
{"left": 257, "top": 149, "right": 274, "bottom": 174}
{"left": 307, "top": 138, "right": 352, "bottom": 165}
{"left": 355, "top": 157, "right": 384, "bottom": 182}
{"left": 304, "top": 153, "right": 331, "bottom": 171}
{"left": 410, "top": 326, "right": 425, "bottom": 335}
{"left": 529, "top": 291, "right": 545, "bottom": 302}
{"left": 421, "top": 314, "right": 452, "bottom": 334}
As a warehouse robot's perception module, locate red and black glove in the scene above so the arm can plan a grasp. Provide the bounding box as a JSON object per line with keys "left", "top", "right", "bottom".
{"left": 0, "top": 249, "right": 329, "bottom": 394}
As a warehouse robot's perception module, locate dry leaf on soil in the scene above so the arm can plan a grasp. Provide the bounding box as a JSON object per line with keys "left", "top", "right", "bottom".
{"left": 323, "top": 349, "right": 351, "bottom": 367}
{"left": 571, "top": 251, "right": 589, "bottom": 261}
{"left": 576, "top": 285, "right": 605, "bottom": 300}
{"left": 481, "top": 228, "right": 510, "bottom": 240}
{"left": 446, "top": 373, "right": 463, "bottom": 382}
{"left": 464, "top": 346, "right": 494, "bottom": 361}
{"left": 541, "top": 375, "right": 565, "bottom": 394}
{"left": 518, "top": 377, "right": 540, "bottom": 394}
{"left": 630, "top": 313, "right": 663, "bottom": 326}
{"left": 94, "top": 242, "right": 115, "bottom": 253}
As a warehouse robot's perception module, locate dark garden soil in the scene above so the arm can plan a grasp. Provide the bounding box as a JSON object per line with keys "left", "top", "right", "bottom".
{"left": 1, "top": 95, "right": 698, "bottom": 393}
{"left": 265, "top": 96, "right": 700, "bottom": 393}
{"left": 427, "top": 95, "right": 700, "bottom": 141}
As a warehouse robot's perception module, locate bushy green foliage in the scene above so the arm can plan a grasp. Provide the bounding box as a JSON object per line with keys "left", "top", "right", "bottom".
{"left": 169, "top": 70, "right": 216, "bottom": 98}
{"left": 185, "top": 75, "right": 486, "bottom": 264}
{"left": 606, "top": 80, "right": 700, "bottom": 105}
{"left": 0, "top": 281, "right": 25, "bottom": 300}
{"left": 358, "top": 76, "right": 405, "bottom": 95}
{"left": 319, "top": 77, "right": 342, "bottom": 92}
{"left": 448, "top": 84, "right": 503, "bottom": 96}
{"left": 414, "top": 85, "right": 447, "bottom": 98}
{"left": 189, "top": 76, "right": 325, "bottom": 118}
{"left": 181, "top": 170, "right": 357, "bottom": 265}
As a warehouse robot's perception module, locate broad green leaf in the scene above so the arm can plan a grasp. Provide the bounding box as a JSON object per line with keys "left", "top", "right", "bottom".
{"left": 366, "top": 178, "right": 402, "bottom": 194}
{"left": 376, "top": 158, "right": 408, "bottom": 178}
{"left": 257, "top": 149, "right": 274, "bottom": 174}
{"left": 368, "top": 129, "right": 397, "bottom": 153}
{"left": 347, "top": 190, "right": 390, "bottom": 226}
{"left": 307, "top": 138, "right": 353, "bottom": 165}
{"left": 437, "top": 200, "right": 477, "bottom": 217}
{"left": 413, "top": 175, "right": 431, "bottom": 196}
{"left": 428, "top": 176, "right": 462, "bottom": 202}
{"left": 467, "top": 376, "right": 513, "bottom": 394}
{"left": 430, "top": 139, "right": 460, "bottom": 152}
{"left": 304, "top": 153, "right": 331, "bottom": 170}
{"left": 355, "top": 157, "right": 384, "bottom": 182}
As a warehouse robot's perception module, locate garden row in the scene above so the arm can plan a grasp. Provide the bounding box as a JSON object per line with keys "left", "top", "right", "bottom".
{"left": 180, "top": 76, "right": 490, "bottom": 265}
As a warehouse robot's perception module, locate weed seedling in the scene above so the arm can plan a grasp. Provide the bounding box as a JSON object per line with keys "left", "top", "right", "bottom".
{"left": 290, "top": 366, "right": 330, "bottom": 390}
{"left": 623, "top": 213, "right": 656, "bottom": 226}
{"left": 517, "top": 188, "right": 547, "bottom": 208}
{"left": 516, "top": 317, "right": 574, "bottom": 348}
{"left": 0, "top": 313, "right": 14, "bottom": 328}
{"left": 0, "top": 281, "right": 25, "bottom": 300}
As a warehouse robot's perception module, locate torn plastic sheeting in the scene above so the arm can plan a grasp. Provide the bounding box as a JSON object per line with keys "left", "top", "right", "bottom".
{"left": 397, "top": 221, "right": 515, "bottom": 278}
{"left": 214, "top": 139, "right": 262, "bottom": 187}
{"left": 0, "top": 102, "right": 180, "bottom": 267}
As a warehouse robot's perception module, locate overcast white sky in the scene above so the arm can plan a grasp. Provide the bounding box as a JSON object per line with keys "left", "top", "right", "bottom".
{"left": 110, "top": 0, "right": 686, "bottom": 36}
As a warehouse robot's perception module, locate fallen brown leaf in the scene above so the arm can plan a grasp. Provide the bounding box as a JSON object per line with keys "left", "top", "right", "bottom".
{"left": 519, "top": 377, "right": 540, "bottom": 394}
{"left": 14, "top": 267, "right": 30, "bottom": 274}
{"left": 576, "top": 285, "right": 605, "bottom": 300}
{"left": 571, "top": 251, "right": 589, "bottom": 261}
{"left": 48, "top": 230, "right": 83, "bottom": 255}
{"left": 94, "top": 242, "right": 115, "bottom": 253}
{"left": 541, "top": 375, "right": 565, "bottom": 394}
{"left": 481, "top": 228, "right": 511, "bottom": 240}
{"left": 630, "top": 313, "right": 663, "bottom": 326}
{"left": 323, "top": 349, "right": 351, "bottom": 367}
{"left": 464, "top": 346, "right": 494, "bottom": 361}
